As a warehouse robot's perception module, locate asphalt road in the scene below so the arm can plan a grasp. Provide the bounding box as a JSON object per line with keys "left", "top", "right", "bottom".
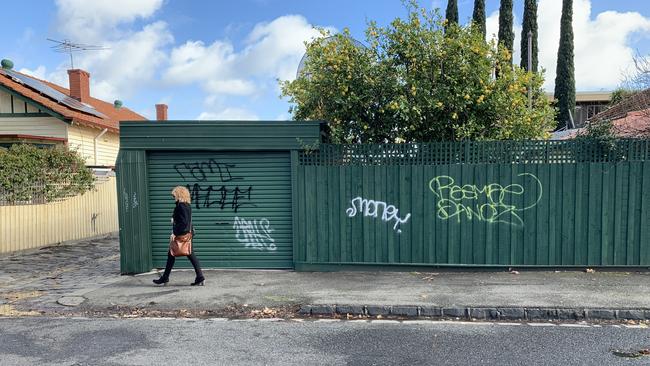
{"left": 1, "top": 317, "right": 649, "bottom": 365}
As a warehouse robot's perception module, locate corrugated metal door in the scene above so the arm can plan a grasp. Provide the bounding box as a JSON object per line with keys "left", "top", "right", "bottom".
{"left": 147, "top": 151, "right": 292, "bottom": 268}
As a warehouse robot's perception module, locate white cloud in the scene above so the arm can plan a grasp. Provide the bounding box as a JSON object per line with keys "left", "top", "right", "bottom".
{"left": 538, "top": 0, "right": 650, "bottom": 91}
{"left": 486, "top": 0, "right": 650, "bottom": 92}
{"left": 205, "top": 79, "right": 257, "bottom": 96}
{"left": 18, "top": 65, "right": 47, "bottom": 80}
{"left": 164, "top": 15, "right": 325, "bottom": 98}
{"left": 55, "top": 0, "right": 163, "bottom": 44}
{"left": 197, "top": 108, "right": 259, "bottom": 120}
{"left": 49, "top": 0, "right": 172, "bottom": 102}
{"left": 490, "top": 0, "right": 650, "bottom": 92}
{"left": 74, "top": 22, "right": 173, "bottom": 100}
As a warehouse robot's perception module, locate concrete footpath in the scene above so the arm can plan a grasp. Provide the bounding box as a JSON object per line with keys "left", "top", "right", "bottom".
{"left": 1, "top": 236, "right": 650, "bottom": 321}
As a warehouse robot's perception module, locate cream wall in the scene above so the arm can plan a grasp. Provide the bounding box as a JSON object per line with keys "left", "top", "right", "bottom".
{"left": 0, "top": 177, "right": 118, "bottom": 254}
{"left": 67, "top": 124, "right": 120, "bottom": 166}
{"left": 0, "top": 116, "right": 67, "bottom": 138}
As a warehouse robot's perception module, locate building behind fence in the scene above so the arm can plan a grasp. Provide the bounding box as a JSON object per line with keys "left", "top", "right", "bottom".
{"left": 0, "top": 177, "right": 118, "bottom": 253}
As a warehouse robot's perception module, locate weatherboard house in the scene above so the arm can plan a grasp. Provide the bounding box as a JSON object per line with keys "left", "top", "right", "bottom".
{"left": 0, "top": 59, "right": 165, "bottom": 167}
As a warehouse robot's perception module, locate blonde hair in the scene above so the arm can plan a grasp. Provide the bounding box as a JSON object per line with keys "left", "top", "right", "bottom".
{"left": 171, "top": 186, "right": 191, "bottom": 203}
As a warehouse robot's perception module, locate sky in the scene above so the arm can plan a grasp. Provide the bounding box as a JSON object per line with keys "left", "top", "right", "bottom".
{"left": 1, "top": 0, "right": 649, "bottom": 120}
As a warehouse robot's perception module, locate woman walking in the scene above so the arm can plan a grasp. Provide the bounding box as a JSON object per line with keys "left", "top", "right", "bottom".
{"left": 153, "top": 186, "right": 205, "bottom": 286}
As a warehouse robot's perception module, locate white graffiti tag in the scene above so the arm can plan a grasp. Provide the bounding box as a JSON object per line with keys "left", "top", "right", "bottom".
{"left": 233, "top": 216, "right": 277, "bottom": 251}
{"left": 345, "top": 197, "right": 411, "bottom": 234}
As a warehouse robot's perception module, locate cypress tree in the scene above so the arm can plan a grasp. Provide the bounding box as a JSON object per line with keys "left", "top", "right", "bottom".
{"left": 498, "top": 0, "right": 514, "bottom": 56}
{"left": 554, "top": 0, "right": 575, "bottom": 129}
{"left": 445, "top": 0, "right": 459, "bottom": 25}
{"left": 520, "top": 0, "right": 538, "bottom": 72}
{"left": 472, "top": 0, "right": 486, "bottom": 38}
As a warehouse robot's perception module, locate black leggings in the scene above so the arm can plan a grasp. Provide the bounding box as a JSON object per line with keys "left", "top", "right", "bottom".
{"left": 161, "top": 250, "right": 204, "bottom": 280}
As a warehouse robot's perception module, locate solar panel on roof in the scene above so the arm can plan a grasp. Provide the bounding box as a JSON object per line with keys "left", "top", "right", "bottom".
{"left": 0, "top": 68, "right": 106, "bottom": 119}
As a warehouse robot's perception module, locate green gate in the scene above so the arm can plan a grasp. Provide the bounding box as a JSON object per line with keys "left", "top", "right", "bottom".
{"left": 147, "top": 151, "right": 293, "bottom": 268}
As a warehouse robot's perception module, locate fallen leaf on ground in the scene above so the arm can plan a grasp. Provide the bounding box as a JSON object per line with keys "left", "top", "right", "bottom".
{"left": 509, "top": 270, "right": 520, "bottom": 275}
{"left": 585, "top": 268, "right": 595, "bottom": 273}
{"left": 376, "top": 315, "right": 383, "bottom": 319}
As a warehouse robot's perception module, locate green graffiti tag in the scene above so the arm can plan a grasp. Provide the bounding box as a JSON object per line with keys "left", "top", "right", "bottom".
{"left": 428, "top": 173, "right": 543, "bottom": 227}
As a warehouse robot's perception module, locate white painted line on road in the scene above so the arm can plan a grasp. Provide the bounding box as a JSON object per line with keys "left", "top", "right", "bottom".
{"left": 291, "top": 318, "right": 305, "bottom": 322}
{"left": 369, "top": 320, "right": 400, "bottom": 324}
{"left": 496, "top": 322, "right": 522, "bottom": 326}
{"left": 402, "top": 320, "right": 440, "bottom": 325}
{"left": 347, "top": 320, "right": 369, "bottom": 323}
{"left": 433, "top": 321, "right": 492, "bottom": 326}
{"left": 559, "top": 324, "right": 591, "bottom": 328}
{"left": 231, "top": 319, "right": 256, "bottom": 322}
{"left": 623, "top": 325, "right": 648, "bottom": 329}
{"left": 209, "top": 318, "right": 229, "bottom": 322}
{"left": 610, "top": 325, "right": 621, "bottom": 328}
{"left": 316, "top": 319, "right": 341, "bottom": 323}
{"left": 527, "top": 323, "right": 557, "bottom": 327}
{"left": 257, "top": 318, "right": 284, "bottom": 322}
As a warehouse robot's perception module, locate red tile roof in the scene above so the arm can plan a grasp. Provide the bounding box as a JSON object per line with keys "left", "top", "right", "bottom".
{"left": 0, "top": 70, "right": 146, "bottom": 133}
{"left": 554, "top": 110, "right": 650, "bottom": 140}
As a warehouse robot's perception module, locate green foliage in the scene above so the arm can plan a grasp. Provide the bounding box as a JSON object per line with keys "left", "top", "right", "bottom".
{"left": 610, "top": 88, "right": 635, "bottom": 106}
{"left": 497, "top": 0, "right": 514, "bottom": 55}
{"left": 445, "top": 0, "right": 458, "bottom": 25}
{"left": 472, "top": 0, "right": 486, "bottom": 38}
{"left": 0, "top": 144, "right": 94, "bottom": 204}
{"left": 554, "top": 0, "right": 575, "bottom": 130}
{"left": 520, "top": 0, "right": 538, "bottom": 72}
{"left": 280, "top": 4, "right": 555, "bottom": 143}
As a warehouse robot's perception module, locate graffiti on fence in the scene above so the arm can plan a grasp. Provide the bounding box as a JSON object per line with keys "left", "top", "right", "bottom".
{"left": 174, "top": 159, "right": 243, "bottom": 182}
{"left": 172, "top": 159, "right": 255, "bottom": 212}
{"left": 188, "top": 184, "right": 253, "bottom": 212}
{"left": 233, "top": 216, "right": 276, "bottom": 251}
{"left": 428, "top": 173, "right": 542, "bottom": 227}
{"left": 122, "top": 190, "right": 140, "bottom": 212}
{"left": 346, "top": 196, "right": 411, "bottom": 234}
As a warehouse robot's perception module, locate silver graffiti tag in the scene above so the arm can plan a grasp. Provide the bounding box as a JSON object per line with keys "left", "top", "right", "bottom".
{"left": 346, "top": 197, "right": 411, "bottom": 234}
{"left": 233, "top": 216, "right": 277, "bottom": 251}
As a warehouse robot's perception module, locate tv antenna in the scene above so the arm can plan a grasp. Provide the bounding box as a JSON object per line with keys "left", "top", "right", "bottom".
{"left": 47, "top": 38, "right": 109, "bottom": 69}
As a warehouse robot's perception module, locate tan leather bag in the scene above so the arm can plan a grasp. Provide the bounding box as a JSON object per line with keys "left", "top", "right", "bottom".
{"left": 169, "top": 232, "right": 192, "bottom": 257}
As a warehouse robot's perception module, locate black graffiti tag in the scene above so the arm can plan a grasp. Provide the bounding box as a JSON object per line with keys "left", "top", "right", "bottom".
{"left": 173, "top": 159, "right": 255, "bottom": 212}
{"left": 187, "top": 184, "right": 254, "bottom": 212}
{"left": 174, "top": 159, "right": 243, "bottom": 182}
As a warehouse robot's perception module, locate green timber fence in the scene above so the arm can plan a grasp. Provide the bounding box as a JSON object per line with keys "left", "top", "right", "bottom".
{"left": 293, "top": 140, "right": 650, "bottom": 269}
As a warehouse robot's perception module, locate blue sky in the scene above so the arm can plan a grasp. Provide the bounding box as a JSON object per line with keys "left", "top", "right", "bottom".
{"left": 1, "top": 0, "right": 649, "bottom": 120}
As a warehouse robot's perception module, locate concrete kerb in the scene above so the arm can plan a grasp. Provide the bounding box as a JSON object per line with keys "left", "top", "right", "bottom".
{"left": 298, "top": 305, "right": 650, "bottom": 322}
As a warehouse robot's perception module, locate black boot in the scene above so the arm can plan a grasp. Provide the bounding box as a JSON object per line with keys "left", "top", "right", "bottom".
{"left": 190, "top": 276, "right": 205, "bottom": 286}
{"left": 154, "top": 251, "right": 175, "bottom": 286}
{"left": 153, "top": 277, "right": 169, "bottom": 285}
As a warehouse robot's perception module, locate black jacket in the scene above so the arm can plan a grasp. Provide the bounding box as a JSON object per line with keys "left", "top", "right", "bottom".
{"left": 173, "top": 202, "right": 192, "bottom": 236}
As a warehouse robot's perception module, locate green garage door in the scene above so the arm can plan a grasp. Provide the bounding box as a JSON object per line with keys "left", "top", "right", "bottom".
{"left": 147, "top": 151, "right": 293, "bottom": 268}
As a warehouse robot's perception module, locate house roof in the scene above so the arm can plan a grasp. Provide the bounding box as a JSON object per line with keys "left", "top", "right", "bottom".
{"left": 545, "top": 91, "right": 612, "bottom": 103}
{"left": 552, "top": 109, "right": 650, "bottom": 140}
{"left": 590, "top": 88, "right": 650, "bottom": 123}
{"left": 0, "top": 69, "right": 146, "bottom": 133}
